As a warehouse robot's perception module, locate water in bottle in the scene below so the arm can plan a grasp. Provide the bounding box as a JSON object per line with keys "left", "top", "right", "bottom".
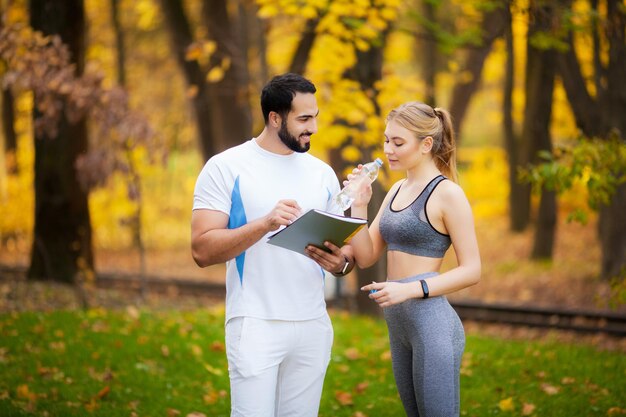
{"left": 334, "top": 158, "right": 383, "bottom": 211}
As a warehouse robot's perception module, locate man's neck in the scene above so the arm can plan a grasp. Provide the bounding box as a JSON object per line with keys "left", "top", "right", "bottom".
{"left": 255, "top": 128, "right": 293, "bottom": 155}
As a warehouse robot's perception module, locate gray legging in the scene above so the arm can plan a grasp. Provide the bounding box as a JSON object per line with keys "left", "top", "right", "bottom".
{"left": 383, "top": 272, "right": 465, "bottom": 417}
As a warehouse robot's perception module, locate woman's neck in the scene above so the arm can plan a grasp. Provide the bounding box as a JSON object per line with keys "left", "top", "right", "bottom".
{"left": 405, "top": 160, "right": 440, "bottom": 185}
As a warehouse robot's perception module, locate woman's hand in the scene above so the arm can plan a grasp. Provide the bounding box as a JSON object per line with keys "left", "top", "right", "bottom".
{"left": 360, "top": 281, "right": 419, "bottom": 308}
{"left": 344, "top": 165, "right": 373, "bottom": 208}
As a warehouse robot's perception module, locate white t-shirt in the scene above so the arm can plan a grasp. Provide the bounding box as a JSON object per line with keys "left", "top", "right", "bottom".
{"left": 193, "top": 139, "right": 343, "bottom": 322}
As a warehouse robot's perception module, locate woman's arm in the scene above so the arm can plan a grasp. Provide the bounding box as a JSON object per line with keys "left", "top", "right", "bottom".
{"left": 349, "top": 181, "right": 402, "bottom": 268}
{"left": 424, "top": 182, "right": 481, "bottom": 294}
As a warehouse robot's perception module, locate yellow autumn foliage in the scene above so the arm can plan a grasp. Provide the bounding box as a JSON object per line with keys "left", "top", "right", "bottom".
{"left": 0, "top": 0, "right": 597, "bottom": 259}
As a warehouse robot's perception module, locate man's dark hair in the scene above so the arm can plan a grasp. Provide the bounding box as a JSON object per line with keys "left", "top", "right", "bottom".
{"left": 261, "top": 73, "right": 316, "bottom": 123}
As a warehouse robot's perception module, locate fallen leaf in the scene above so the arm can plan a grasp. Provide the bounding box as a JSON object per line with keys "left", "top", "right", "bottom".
{"left": 38, "top": 366, "right": 53, "bottom": 376}
{"left": 379, "top": 350, "right": 392, "bottom": 361}
{"left": 95, "top": 386, "right": 110, "bottom": 399}
{"left": 126, "top": 306, "right": 140, "bottom": 319}
{"left": 203, "top": 390, "right": 219, "bottom": 405}
{"left": 191, "top": 344, "right": 203, "bottom": 356}
{"left": 353, "top": 412, "right": 367, "bottom": 417}
{"left": 49, "top": 341, "right": 65, "bottom": 352}
{"left": 335, "top": 390, "right": 353, "bottom": 406}
{"left": 186, "top": 413, "right": 207, "bottom": 417}
{"left": 167, "top": 408, "right": 181, "bottom": 417}
{"left": 210, "top": 341, "right": 225, "bottom": 352}
{"left": 337, "top": 364, "right": 350, "bottom": 373}
{"left": 607, "top": 407, "right": 626, "bottom": 415}
{"left": 161, "top": 345, "right": 170, "bottom": 357}
{"left": 344, "top": 348, "right": 360, "bottom": 360}
{"left": 561, "top": 377, "right": 575, "bottom": 384}
{"left": 204, "top": 363, "right": 224, "bottom": 376}
{"left": 522, "top": 402, "right": 536, "bottom": 415}
{"left": 540, "top": 383, "right": 560, "bottom": 395}
{"left": 355, "top": 381, "right": 369, "bottom": 394}
{"left": 17, "top": 384, "right": 36, "bottom": 401}
{"left": 498, "top": 397, "right": 514, "bottom": 412}
{"left": 84, "top": 398, "right": 99, "bottom": 412}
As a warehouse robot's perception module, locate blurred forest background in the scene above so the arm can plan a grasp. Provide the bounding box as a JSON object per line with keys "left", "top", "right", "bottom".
{"left": 0, "top": 0, "right": 625, "bottom": 314}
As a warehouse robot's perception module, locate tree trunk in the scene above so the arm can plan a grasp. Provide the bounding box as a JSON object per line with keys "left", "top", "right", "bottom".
{"left": 289, "top": 18, "right": 319, "bottom": 75}
{"left": 556, "top": 0, "right": 625, "bottom": 278}
{"left": 532, "top": 188, "right": 557, "bottom": 259}
{"left": 160, "top": 0, "right": 252, "bottom": 160}
{"left": 598, "top": 0, "right": 626, "bottom": 278}
{"left": 159, "top": 0, "right": 218, "bottom": 160}
{"left": 604, "top": 0, "right": 626, "bottom": 137}
{"left": 514, "top": 2, "right": 554, "bottom": 233}
{"left": 422, "top": 0, "right": 436, "bottom": 106}
{"left": 111, "top": 0, "right": 148, "bottom": 296}
{"left": 598, "top": 184, "right": 626, "bottom": 278}
{"left": 246, "top": 0, "right": 268, "bottom": 90}
{"left": 502, "top": 3, "right": 525, "bottom": 233}
{"left": 556, "top": 33, "right": 602, "bottom": 137}
{"left": 448, "top": 5, "right": 507, "bottom": 141}
{"left": 2, "top": 88, "right": 17, "bottom": 174}
{"left": 203, "top": 0, "right": 252, "bottom": 153}
{"left": 28, "top": 0, "right": 93, "bottom": 283}
{"left": 340, "top": 29, "right": 390, "bottom": 316}
{"left": 524, "top": 2, "right": 557, "bottom": 256}
{"left": 110, "top": 0, "right": 126, "bottom": 86}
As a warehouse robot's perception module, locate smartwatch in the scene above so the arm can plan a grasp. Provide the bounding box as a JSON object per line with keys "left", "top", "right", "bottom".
{"left": 419, "top": 279, "right": 429, "bottom": 299}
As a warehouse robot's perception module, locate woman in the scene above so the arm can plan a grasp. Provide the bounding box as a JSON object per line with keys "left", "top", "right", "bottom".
{"left": 348, "top": 101, "right": 481, "bottom": 417}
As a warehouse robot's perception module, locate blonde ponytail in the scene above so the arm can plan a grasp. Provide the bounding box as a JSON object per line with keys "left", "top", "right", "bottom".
{"left": 433, "top": 107, "right": 458, "bottom": 182}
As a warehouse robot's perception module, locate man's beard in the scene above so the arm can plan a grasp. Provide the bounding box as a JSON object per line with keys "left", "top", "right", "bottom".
{"left": 278, "top": 120, "right": 310, "bottom": 153}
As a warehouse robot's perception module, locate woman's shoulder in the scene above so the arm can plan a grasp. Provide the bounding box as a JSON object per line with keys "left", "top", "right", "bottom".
{"left": 437, "top": 177, "right": 468, "bottom": 203}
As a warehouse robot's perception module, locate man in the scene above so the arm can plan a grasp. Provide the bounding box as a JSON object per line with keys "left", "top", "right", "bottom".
{"left": 191, "top": 73, "right": 355, "bottom": 417}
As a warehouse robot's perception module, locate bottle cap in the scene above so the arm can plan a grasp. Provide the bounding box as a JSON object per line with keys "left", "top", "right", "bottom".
{"left": 374, "top": 158, "right": 383, "bottom": 166}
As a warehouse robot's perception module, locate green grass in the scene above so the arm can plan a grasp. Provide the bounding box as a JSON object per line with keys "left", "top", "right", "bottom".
{"left": 0, "top": 308, "right": 624, "bottom": 416}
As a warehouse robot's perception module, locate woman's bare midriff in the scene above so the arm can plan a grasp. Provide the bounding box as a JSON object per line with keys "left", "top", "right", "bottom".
{"left": 386, "top": 250, "right": 443, "bottom": 280}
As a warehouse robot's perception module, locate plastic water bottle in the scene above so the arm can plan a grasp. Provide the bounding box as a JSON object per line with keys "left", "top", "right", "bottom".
{"left": 334, "top": 158, "right": 383, "bottom": 211}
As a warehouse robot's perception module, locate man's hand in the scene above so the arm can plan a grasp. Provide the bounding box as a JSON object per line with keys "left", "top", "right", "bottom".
{"left": 264, "top": 200, "right": 302, "bottom": 232}
{"left": 305, "top": 241, "right": 347, "bottom": 274}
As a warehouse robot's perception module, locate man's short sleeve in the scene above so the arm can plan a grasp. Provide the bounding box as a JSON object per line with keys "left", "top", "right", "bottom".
{"left": 324, "top": 167, "right": 343, "bottom": 215}
{"left": 193, "top": 158, "right": 232, "bottom": 215}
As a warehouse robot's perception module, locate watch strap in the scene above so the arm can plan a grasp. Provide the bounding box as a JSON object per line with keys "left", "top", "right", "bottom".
{"left": 419, "top": 279, "right": 429, "bottom": 299}
{"left": 335, "top": 256, "right": 350, "bottom": 276}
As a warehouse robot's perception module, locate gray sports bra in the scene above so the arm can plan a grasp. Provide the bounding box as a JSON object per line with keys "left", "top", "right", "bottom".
{"left": 379, "top": 175, "right": 451, "bottom": 258}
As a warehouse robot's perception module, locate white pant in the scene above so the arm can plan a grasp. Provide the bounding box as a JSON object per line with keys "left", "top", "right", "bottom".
{"left": 225, "top": 315, "right": 334, "bottom": 417}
